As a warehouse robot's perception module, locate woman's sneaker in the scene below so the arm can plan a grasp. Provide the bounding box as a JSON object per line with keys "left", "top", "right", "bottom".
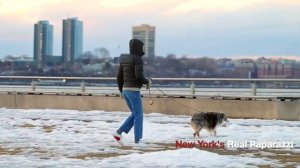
{"left": 133, "top": 140, "right": 148, "bottom": 148}
{"left": 112, "top": 132, "right": 123, "bottom": 146}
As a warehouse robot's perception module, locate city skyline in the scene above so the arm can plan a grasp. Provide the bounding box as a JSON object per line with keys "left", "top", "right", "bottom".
{"left": 132, "top": 24, "right": 155, "bottom": 58}
{"left": 62, "top": 17, "right": 83, "bottom": 68}
{"left": 33, "top": 20, "right": 53, "bottom": 68}
{"left": 0, "top": 0, "right": 299, "bottom": 58}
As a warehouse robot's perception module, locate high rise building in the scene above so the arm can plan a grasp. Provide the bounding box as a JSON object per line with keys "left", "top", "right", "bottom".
{"left": 132, "top": 24, "right": 155, "bottom": 58}
{"left": 62, "top": 17, "right": 83, "bottom": 68}
{"left": 34, "top": 20, "right": 53, "bottom": 68}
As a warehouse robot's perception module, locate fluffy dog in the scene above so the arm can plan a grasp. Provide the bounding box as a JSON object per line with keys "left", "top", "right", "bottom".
{"left": 191, "top": 112, "right": 228, "bottom": 137}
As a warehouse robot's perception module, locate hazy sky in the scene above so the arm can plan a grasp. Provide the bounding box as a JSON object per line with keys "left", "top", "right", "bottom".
{"left": 0, "top": 0, "right": 299, "bottom": 58}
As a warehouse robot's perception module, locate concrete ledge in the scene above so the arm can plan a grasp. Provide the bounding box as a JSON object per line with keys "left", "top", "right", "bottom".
{"left": 0, "top": 93, "right": 299, "bottom": 121}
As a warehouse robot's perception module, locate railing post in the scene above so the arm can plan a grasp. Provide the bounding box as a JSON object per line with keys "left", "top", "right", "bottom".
{"left": 31, "top": 81, "right": 36, "bottom": 92}
{"left": 81, "top": 81, "right": 85, "bottom": 92}
{"left": 251, "top": 82, "right": 257, "bottom": 96}
{"left": 190, "top": 82, "right": 195, "bottom": 95}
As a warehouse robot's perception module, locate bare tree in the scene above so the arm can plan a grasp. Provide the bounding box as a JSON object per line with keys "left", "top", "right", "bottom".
{"left": 94, "top": 47, "right": 110, "bottom": 59}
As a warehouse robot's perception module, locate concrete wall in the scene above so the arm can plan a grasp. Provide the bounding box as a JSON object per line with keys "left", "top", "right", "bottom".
{"left": 276, "top": 101, "right": 300, "bottom": 121}
{"left": 0, "top": 93, "right": 299, "bottom": 120}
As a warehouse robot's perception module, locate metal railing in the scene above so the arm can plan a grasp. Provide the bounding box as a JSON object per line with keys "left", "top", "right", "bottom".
{"left": 1, "top": 76, "right": 300, "bottom": 82}
{"left": 1, "top": 76, "right": 300, "bottom": 97}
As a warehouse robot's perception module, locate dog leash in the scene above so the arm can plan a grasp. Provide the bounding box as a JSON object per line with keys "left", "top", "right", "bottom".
{"left": 148, "top": 86, "right": 202, "bottom": 113}
{"left": 148, "top": 86, "right": 154, "bottom": 105}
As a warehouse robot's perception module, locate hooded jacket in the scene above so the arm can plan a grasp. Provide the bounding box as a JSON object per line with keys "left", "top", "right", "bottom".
{"left": 117, "top": 39, "right": 149, "bottom": 93}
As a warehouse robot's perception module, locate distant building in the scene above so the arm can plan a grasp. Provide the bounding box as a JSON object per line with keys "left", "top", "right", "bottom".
{"left": 62, "top": 17, "right": 83, "bottom": 68}
{"left": 234, "top": 59, "right": 257, "bottom": 78}
{"left": 132, "top": 24, "right": 155, "bottom": 58}
{"left": 3, "top": 55, "right": 33, "bottom": 62}
{"left": 34, "top": 20, "right": 53, "bottom": 69}
{"left": 45, "top": 55, "right": 63, "bottom": 67}
{"left": 257, "top": 61, "right": 294, "bottom": 78}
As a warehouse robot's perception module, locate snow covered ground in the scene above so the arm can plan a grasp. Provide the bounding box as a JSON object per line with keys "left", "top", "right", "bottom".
{"left": 0, "top": 108, "right": 299, "bottom": 167}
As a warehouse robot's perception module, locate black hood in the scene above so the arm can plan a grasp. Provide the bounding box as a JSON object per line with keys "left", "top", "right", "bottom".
{"left": 129, "top": 39, "right": 145, "bottom": 57}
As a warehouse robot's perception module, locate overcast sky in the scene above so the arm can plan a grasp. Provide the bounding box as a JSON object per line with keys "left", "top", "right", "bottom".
{"left": 0, "top": 0, "right": 299, "bottom": 58}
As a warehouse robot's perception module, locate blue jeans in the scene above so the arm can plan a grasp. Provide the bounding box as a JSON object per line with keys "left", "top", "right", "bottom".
{"left": 118, "top": 90, "right": 143, "bottom": 141}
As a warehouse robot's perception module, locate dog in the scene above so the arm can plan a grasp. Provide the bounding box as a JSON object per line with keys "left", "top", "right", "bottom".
{"left": 191, "top": 112, "right": 228, "bottom": 138}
